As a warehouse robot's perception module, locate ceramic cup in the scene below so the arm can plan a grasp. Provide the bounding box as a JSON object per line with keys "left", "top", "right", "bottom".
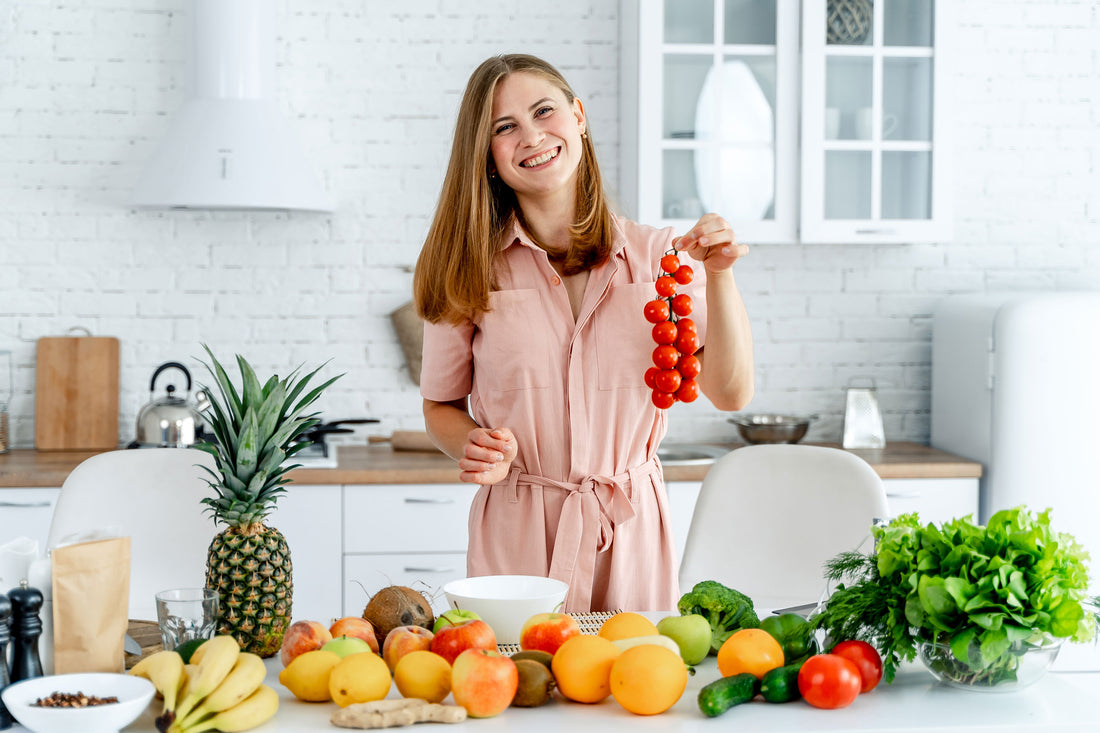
{"left": 855, "top": 108, "right": 898, "bottom": 139}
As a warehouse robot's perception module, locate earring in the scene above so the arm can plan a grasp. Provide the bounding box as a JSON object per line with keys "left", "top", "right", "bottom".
{"left": 581, "top": 131, "right": 588, "bottom": 139}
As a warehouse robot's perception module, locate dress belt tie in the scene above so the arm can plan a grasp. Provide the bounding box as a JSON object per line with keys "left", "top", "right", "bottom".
{"left": 505, "top": 458, "right": 659, "bottom": 611}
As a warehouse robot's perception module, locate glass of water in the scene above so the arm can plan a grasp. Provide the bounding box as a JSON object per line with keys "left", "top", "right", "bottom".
{"left": 155, "top": 588, "right": 219, "bottom": 651}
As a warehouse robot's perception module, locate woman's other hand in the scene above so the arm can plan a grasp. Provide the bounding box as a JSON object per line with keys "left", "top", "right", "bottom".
{"left": 459, "top": 427, "right": 518, "bottom": 485}
{"left": 674, "top": 213, "right": 749, "bottom": 273}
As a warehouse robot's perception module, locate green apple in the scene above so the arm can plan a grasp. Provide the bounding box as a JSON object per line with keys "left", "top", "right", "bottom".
{"left": 321, "top": 635, "right": 373, "bottom": 658}
{"left": 657, "top": 613, "right": 712, "bottom": 665}
{"left": 433, "top": 608, "right": 481, "bottom": 633}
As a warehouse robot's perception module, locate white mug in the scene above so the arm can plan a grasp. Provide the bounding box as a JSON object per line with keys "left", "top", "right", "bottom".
{"left": 855, "top": 108, "right": 898, "bottom": 139}
{"left": 668, "top": 197, "right": 704, "bottom": 219}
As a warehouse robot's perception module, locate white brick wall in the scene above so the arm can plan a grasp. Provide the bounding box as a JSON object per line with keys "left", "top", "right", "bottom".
{"left": 1, "top": 1, "right": 1098, "bottom": 452}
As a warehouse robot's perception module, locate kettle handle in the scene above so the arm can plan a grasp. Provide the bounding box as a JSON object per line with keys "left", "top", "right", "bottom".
{"left": 151, "top": 362, "right": 192, "bottom": 393}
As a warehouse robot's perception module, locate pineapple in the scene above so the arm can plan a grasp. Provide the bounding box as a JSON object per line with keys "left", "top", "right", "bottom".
{"left": 194, "top": 345, "right": 340, "bottom": 657}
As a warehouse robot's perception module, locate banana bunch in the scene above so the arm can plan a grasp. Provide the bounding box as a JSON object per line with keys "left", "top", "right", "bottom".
{"left": 130, "top": 635, "right": 279, "bottom": 733}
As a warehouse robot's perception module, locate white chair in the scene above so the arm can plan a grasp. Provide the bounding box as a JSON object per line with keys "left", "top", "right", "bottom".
{"left": 678, "top": 444, "right": 888, "bottom": 609}
{"left": 47, "top": 448, "right": 219, "bottom": 621}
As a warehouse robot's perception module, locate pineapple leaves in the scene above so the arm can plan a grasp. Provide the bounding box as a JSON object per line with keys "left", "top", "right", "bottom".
{"left": 195, "top": 345, "right": 343, "bottom": 530}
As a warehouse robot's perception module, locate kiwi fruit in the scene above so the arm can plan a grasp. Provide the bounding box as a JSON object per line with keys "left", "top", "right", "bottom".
{"left": 510, "top": 649, "right": 554, "bottom": 669}
{"left": 512, "top": 659, "right": 556, "bottom": 707}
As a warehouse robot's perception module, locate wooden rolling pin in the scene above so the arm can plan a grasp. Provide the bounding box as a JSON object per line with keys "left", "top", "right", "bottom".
{"left": 368, "top": 430, "right": 441, "bottom": 452}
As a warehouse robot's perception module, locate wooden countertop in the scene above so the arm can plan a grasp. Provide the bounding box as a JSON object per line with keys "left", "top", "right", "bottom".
{"left": 0, "top": 441, "right": 980, "bottom": 488}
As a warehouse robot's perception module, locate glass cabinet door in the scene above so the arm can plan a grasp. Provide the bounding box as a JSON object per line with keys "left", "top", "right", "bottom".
{"left": 800, "top": 0, "right": 952, "bottom": 243}
{"left": 625, "top": 0, "right": 799, "bottom": 244}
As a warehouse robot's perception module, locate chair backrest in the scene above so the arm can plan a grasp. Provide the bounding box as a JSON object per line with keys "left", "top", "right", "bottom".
{"left": 48, "top": 448, "right": 219, "bottom": 621}
{"left": 678, "top": 444, "right": 888, "bottom": 609}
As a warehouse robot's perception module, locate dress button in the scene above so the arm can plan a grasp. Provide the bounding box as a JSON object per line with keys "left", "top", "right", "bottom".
{"left": 551, "top": 276, "right": 561, "bottom": 286}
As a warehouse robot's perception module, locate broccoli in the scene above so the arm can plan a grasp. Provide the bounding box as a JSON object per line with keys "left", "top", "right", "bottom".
{"left": 677, "top": 580, "right": 761, "bottom": 653}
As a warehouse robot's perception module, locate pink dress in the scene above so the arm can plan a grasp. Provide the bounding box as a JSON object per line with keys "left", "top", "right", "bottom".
{"left": 419, "top": 216, "right": 709, "bottom": 612}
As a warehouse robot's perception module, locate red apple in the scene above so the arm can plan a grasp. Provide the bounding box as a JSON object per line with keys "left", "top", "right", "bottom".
{"left": 429, "top": 619, "right": 497, "bottom": 666}
{"left": 382, "top": 625, "right": 435, "bottom": 672}
{"left": 330, "top": 616, "right": 380, "bottom": 654}
{"left": 520, "top": 612, "right": 581, "bottom": 655}
{"left": 279, "top": 620, "right": 333, "bottom": 667}
{"left": 451, "top": 648, "right": 518, "bottom": 718}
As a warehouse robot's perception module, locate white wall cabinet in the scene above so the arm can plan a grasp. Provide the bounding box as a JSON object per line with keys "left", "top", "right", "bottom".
{"left": 620, "top": 0, "right": 952, "bottom": 245}
{"left": 342, "top": 483, "right": 477, "bottom": 617}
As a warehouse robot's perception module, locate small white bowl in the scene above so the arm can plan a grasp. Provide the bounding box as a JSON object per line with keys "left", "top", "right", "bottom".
{"left": 1, "top": 672, "right": 155, "bottom": 733}
{"left": 443, "top": 575, "right": 569, "bottom": 645}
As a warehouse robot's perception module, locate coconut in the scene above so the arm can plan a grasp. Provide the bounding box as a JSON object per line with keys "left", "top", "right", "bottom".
{"left": 362, "top": 585, "right": 435, "bottom": 645}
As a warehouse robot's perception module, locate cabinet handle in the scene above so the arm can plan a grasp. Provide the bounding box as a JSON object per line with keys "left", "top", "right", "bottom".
{"left": 0, "top": 501, "right": 52, "bottom": 508}
{"left": 403, "top": 498, "right": 454, "bottom": 504}
{"left": 886, "top": 490, "right": 921, "bottom": 499}
{"left": 855, "top": 228, "right": 898, "bottom": 235}
{"left": 403, "top": 566, "right": 455, "bottom": 574}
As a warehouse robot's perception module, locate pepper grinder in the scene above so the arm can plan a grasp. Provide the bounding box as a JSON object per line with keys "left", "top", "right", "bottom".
{"left": 0, "top": 591, "right": 13, "bottom": 730}
{"left": 8, "top": 581, "right": 43, "bottom": 683}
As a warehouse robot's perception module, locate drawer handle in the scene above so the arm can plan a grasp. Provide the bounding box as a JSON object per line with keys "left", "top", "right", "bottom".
{"left": 404, "top": 498, "right": 455, "bottom": 504}
{"left": 887, "top": 490, "right": 921, "bottom": 499}
{"left": 403, "top": 566, "right": 455, "bottom": 574}
{"left": 0, "top": 501, "right": 52, "bottom": 508}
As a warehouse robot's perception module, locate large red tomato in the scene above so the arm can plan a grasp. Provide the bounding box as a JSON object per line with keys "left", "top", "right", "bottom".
{"left": 830, "top": 640, "right": 883, "bottom": 693}
{"left": 797, "top": 654, "right": 862, "bottom": 709}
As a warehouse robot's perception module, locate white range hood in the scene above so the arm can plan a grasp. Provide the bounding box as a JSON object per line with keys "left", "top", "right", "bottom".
{"left": 131, "top": 0, "right": 333, "bottom": 212}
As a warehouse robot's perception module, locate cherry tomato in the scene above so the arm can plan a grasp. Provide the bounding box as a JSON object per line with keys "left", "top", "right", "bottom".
{"left": 660, "top": 253, "right": 681, "bottom": 274}
{"left": 655, "top": 276, "right": 678, "bottom": 298}
{"left": 643, "top": 299, "right": 670, "bottom": 324}
{"left": 652, "top": 345, "right": 680, "bottom": 370}
{"left": 651, "top": 321, "right": 677, "bottom": 345}
{"left": 675, "top": 379, "right": 699, "bottom": 403}
{"left": 797, "top": 654, "right": 862, "bottom": 710}
{"left": 677, "top": 353, "right": 701, "bottom": 379}
{"left": 676, "top": 318, "right": 697, "bottom": 336}
{"left": 831, "top": 640, "right": 883, "bottom": 693}
{"left": 651, "top": 388, "right": 675, "bottom": 409}
{"left": 673, "top": 264, "right": 694, "bottom": 285}
{"left": 674, "top": 331, "right": 699, "bottom": 356}
{"left": 644, "top": 366, "right": 660, "bottom": 390}
{"left": 671, "top": 293, "right": 693, "bottom": 317}
{"left": 654, "top": 369, "right": 682, "bottom": 393}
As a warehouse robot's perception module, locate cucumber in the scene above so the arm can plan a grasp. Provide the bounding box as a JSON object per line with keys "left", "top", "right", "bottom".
{"left": 759, "top": 661, "right": 804, "bottom": 703}
{"left": 697, "top": 673, "right": 758, "bottom": 718}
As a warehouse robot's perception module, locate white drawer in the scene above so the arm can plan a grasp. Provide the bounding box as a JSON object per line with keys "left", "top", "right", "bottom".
{"left": 884, "top": 478, "right": 979, "bottom": 525}
{"left": 344, "top": 553, "right": 466, "bottom": 617}
{"left": 0, "top": 488, "right": 60, "bottom": 549}
{"left": 343, "top": 484, "right": 477, "bottom": 553}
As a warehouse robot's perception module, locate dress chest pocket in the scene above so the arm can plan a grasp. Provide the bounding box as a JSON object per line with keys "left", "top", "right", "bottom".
{"left": 594, "top": 282, "right": 655, "bottom": 391}
{"left": 476, "top": 289, "right": 555, "bottom": 392}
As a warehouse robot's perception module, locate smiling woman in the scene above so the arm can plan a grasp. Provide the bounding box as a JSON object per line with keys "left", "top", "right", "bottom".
{"left": 410, "top": 54, "right": 754, "bottom": 614}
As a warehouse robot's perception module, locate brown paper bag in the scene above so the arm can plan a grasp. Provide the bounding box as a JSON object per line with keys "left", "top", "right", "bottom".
{"left": 51, "top": 536, "right": 130, "bottom": 673}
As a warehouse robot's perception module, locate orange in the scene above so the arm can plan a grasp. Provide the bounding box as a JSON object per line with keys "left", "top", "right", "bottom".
{"left": 609, "top": 644, "right": 688, "bottom": 715}
{"left": 393, "top": 650, "right": 451, "bottom": 703}
{"left": 551, "top": 634, "right": 621, "bottom": 703}
{"left": 597, "top": 612, "right": 660, "bottom": 641}
{"left": 716, "top": 628, "right": 785, "bottom": 679}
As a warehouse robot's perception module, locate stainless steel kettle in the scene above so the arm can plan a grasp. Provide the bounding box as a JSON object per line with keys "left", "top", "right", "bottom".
{"left": 134, "top": 362, "right": 210, "bottom": 447}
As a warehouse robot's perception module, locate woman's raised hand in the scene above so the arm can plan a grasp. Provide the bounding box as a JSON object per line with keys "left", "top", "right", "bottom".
{"left": 674, "top": 213, "right": 749, "bottom": 273}
{"left": 458, "top": 427, "right": 518, "bottom": 485}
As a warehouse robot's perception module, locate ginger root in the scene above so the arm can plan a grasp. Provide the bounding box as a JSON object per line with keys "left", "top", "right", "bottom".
{"left": 331, "top": 699, "right": 468, "bottom": 729}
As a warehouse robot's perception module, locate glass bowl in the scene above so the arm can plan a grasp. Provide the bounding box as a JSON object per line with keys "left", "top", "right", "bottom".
{"left": 917, "top": 637, "right": 1062, "bottom": 692}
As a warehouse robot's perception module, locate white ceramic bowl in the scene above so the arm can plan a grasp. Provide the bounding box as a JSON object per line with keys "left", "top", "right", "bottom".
{"left": 1, "top": 672, "right": 155, "bottom": 733}
{"left": 443, "top": 575, "right": 569, "bottom": 645}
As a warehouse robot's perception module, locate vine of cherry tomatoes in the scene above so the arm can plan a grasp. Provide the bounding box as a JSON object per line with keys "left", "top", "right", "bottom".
{"left": 643, "top": 248, "right": 700, "bottom": 408}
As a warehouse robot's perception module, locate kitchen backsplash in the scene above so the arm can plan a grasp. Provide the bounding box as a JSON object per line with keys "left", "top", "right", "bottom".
{"left": 1, "top": 1, "right": 1098, "bottom": 450}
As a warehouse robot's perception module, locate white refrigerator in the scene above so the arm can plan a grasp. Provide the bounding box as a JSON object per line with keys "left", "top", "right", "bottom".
{"left": 931, "top": 291, "right": 1100, "bottom": 670}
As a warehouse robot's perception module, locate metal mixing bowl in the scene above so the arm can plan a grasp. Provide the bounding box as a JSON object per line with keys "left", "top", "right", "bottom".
{"left": 727, "top": 414, "right": 813, "bottom": 444}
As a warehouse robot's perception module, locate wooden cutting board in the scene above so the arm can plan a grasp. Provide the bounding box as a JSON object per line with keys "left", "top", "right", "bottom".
{"left": 368, "top": 430, "right": 440, "bottom": 452}
{"left": 35, "top": 333, "right": 120, "bottom": 451}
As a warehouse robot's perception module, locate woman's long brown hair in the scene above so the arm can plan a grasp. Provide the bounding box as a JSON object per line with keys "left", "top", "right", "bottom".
{"left": 413, "top": 54, "right": 615, "bottom": 325}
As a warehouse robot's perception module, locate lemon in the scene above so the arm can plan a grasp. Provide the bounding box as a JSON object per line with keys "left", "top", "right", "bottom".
{"left": 393, "top": 650, "right": 452, "bottom": 703}
{"left": 329, "top": 652, "right": 392, "bottom": 708}
{"left": 278, "top": 649, "right": 342, "bottom": 702}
